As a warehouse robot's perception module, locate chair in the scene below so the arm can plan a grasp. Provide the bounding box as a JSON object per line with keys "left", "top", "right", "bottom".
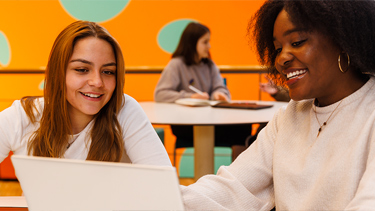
{"left": 154, "top": 127, "right": 165, "bottom": 144}
{"left": 172, "top": 124, "right": 252, "bottom": 166}
{"left": 178, "top": 147, "right": 232, "bottom": 178}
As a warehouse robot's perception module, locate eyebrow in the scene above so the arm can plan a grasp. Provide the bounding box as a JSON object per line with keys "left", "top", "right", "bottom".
{"left": 70, "top": 59, "right": 116, "bottom": 67}
{"left": 273, "top": 27, "right": 307, "bottom": 41}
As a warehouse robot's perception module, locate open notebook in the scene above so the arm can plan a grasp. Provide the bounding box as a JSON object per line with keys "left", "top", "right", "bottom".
{"left": 175, "top": 98, "right": 273, "bottom": 109}
{"left": 175, "top": 98, "right": 223, "bottom": 106}
{"left": 11, "top": 155, "right": 184, "bottom": 211}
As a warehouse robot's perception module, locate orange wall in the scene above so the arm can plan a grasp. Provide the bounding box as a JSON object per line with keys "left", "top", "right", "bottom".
{"left": 0, "top": 0, "right": 269, "bottom": 102}
{"left": 0, "top": 0, "right": 265, "bottom": 70}
{"left": 0, "top": 0, "right": 270, "bottom": 102}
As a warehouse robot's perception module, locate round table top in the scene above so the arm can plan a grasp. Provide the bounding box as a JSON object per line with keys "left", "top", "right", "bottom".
{"left": 139, "top": 101, "right": 288, "bottom": 126}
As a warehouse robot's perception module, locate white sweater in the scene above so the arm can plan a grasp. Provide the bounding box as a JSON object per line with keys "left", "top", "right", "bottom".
{"left": 0, "top": 94, "right": 171, "bottom": 166}
{"left": 181, "top": 77, "right": 375, "bottom": 210}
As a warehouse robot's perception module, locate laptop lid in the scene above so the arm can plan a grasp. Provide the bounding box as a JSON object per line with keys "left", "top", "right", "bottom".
{"left": 11, "top": 155, "right": 184, "bottom": 211}
{"left": 212, "top": 102, "right": 274, "bottom": 110}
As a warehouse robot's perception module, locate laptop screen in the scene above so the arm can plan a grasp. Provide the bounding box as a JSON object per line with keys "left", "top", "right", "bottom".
{"left": 11, "top": 155, "right": 184, "bottom": 211}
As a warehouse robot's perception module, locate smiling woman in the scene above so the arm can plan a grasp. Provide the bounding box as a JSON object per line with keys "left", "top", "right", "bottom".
{"left": 180, "top": 1, "right": 375, "bottom": 210}
{"left": 0, "top": 21, "right": 171, "bottom": 167}
{"left": 65, "top": 37, "right": 117, "bottom": 134}
{"left": 272, "top": 10, "right": 366, "bottom": 106}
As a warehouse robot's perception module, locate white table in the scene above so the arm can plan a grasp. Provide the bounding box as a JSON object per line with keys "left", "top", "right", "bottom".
{"left": 139, "top": 101, "right": 288, "bottom": 180}
{"left": 0, "top": 196, "right": 27, "bottom": 209}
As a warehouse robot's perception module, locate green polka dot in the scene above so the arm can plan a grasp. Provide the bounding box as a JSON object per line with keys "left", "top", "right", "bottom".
{"left": 39, "top": 80, "right": 44, "bottom": 90}
{"left": 59, "top": 0, "right": 130, "bottom": 22}
{"left": 157, "top": 19, "right": 197, "bottom": 54}
{"left": 0, "top": 31, "right": 10, "bottom": 66}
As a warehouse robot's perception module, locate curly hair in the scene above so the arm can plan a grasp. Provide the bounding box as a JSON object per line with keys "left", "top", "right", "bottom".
{"left": 249, "top": 0, "right": 375, "bottom": 83}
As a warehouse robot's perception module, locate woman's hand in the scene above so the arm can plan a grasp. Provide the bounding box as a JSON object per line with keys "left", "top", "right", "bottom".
{"left": 213, "top": 92, "right": 229, "bottom": 101}
{"left": 191, "top": 92, "right": 209, "bottom": 100}
{"left": 259, "top": 74, "right": 278, "bottom": 95}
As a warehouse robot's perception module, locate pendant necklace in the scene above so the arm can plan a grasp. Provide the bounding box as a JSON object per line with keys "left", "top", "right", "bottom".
{"left": 67, "top": 133, "right": 80, "bottom": 149}
{"left": 313, "top": 99, "right": 344, "bottom": 137}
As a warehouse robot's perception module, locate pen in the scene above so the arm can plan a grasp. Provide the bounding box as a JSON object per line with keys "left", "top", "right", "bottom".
{"left": 188, "top": 85, "right": 204, "bottom": 95}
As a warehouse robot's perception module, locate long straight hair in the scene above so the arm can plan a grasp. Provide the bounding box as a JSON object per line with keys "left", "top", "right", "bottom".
{"left": 172, "top": 22, "right": 213, "bottom": 67}
{"left": 22, "top": 21, "right": 125, "bottom": 161}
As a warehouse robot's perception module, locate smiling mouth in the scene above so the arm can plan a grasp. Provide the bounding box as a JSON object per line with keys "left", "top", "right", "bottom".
{"left": 286, "top": 69, "right": 307, "bottom": 80}
{"left": 80, "top": 92, "right": 103, "bottom": 98}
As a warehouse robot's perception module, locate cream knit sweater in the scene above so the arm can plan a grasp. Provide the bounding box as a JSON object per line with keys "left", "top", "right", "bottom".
{"left": 182, "top": 77, "right": 375, "bottom": 210}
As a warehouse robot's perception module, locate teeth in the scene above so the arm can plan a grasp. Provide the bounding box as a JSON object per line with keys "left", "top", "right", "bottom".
{"left": 82, "top": 93, "right": 101, "bottom": 98}
{"left": 287, "top": 69, "right": 307, "bottom": 79}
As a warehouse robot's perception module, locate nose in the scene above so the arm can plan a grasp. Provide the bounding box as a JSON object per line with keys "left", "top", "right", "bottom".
{"left": 276, "top": 49, "right": 294, "bottom": 67}
{"left": 88, "top": 71, "right": 103, "bottom": 87}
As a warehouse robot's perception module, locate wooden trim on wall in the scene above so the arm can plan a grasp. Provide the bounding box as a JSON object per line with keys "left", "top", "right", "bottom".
{"left": 0, "top": 66, "right": 267, "bottom": 74}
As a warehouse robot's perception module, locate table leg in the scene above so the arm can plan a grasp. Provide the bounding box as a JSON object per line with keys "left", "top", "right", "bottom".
{"left": 193, "top": 125, "right": 214, "bottom": 181}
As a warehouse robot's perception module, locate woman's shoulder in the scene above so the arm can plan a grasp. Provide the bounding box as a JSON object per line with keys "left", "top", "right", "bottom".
{"left": 170, "top": 57, "right": 184, "bottom": 63}
{"left": 0, "top": 97, "right": 44, "bottom": 126}
{"left": 120, "top": 94, "right": 137, "bottom": 109}
{"left": 12, "top": 97, "right": 44, "bottom": 113}
{"left": 287, "top": 99, "right": 313, "bottom": 110}
{"left": 118, "top": 94, "right": 142, "bottom": 114}
{"left": 123, "top": 93, "right": 137, "bottom": 104}
{"left": 117, "top": 94, "right": 149, "bottom": 123}
{"left": 167, "top": 57, "right": 185, "bottom": 67}
{"left": 276, "top": 99, "right": 313, "bottom": 119}
{"left": 163, "top": 57, "right": 187, "bottom": 73}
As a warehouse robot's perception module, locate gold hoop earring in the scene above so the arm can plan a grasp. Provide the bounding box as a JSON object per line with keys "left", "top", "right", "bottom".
{"left": 338, "top": 52, "right": 350, "bottom": 73}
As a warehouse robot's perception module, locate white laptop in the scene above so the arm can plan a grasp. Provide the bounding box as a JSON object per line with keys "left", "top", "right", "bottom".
{"left": 11, "top": 155, "right": 184, "bottom": 211}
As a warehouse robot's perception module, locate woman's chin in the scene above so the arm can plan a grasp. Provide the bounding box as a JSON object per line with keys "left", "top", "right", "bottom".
{"left": 289, "top": 93, "right": 305, "bottom": 102}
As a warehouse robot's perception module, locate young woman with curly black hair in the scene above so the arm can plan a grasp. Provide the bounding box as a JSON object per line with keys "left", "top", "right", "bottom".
{"left": 181, "top": 1, "right": 375, "bottom": 210}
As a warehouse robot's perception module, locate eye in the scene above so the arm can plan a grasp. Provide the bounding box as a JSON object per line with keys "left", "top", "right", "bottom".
{"left": 292, "top": 39, "right": 307, "bottom": 47}
{"left": 275, "top": 48, "right": 282, "bottom": 54}
{"left": 102, "top": 70, "right": 116, "bottom": 75}
{"left": 75, "top": 68, "right": 88, "bottom": 73}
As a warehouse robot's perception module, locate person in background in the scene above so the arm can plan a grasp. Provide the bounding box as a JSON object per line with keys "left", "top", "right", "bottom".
{"left": 0, "top": 20, "right": 171, "bottom": 166}
{"left": 259, "top": 74, "right": 290, "bottom": 102}
{"left": 154, "top": 22, "right": 251, "bottom": 160}
{"left": 181, "top": 1, "right": 375, "bottom": 210}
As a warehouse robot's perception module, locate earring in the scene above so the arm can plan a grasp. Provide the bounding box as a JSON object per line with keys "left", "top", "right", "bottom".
{"left": 338, "top": 52, "right": 350, "bottom": 73}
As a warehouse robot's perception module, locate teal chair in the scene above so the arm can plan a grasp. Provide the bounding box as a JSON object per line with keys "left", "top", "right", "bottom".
{"left": 154, "top": 127, "right": 165, "bottom": 144}
{"left": 178, "top": 147, "right": 232, "bottom": 178}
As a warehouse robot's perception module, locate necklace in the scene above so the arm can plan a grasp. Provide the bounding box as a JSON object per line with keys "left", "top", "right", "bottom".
{"left": 313, "top": 99, "right": 344, "bottom": 137}
{"left": 67, "top": 133, "right": 80, "bottom": 149}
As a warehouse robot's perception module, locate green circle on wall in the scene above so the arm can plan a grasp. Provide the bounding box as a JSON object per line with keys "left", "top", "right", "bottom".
{"left": 0, "top": 31, "right": 10, "bottom": 66}
{"left": 60, "top": 0, "right": 130, "bottom": 22}
{"left": 157, "top": 19, "right": 197, "bottom": 54}
{"left": 39, "top": 80, "right": 45, "bottom": 90}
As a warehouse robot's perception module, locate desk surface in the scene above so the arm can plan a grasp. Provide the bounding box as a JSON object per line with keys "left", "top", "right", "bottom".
{"left": 139, "top": 101, "right": 288, "bottom": 125}
{"left": 0, "top": 196, "right": 27, "bottom": 210}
